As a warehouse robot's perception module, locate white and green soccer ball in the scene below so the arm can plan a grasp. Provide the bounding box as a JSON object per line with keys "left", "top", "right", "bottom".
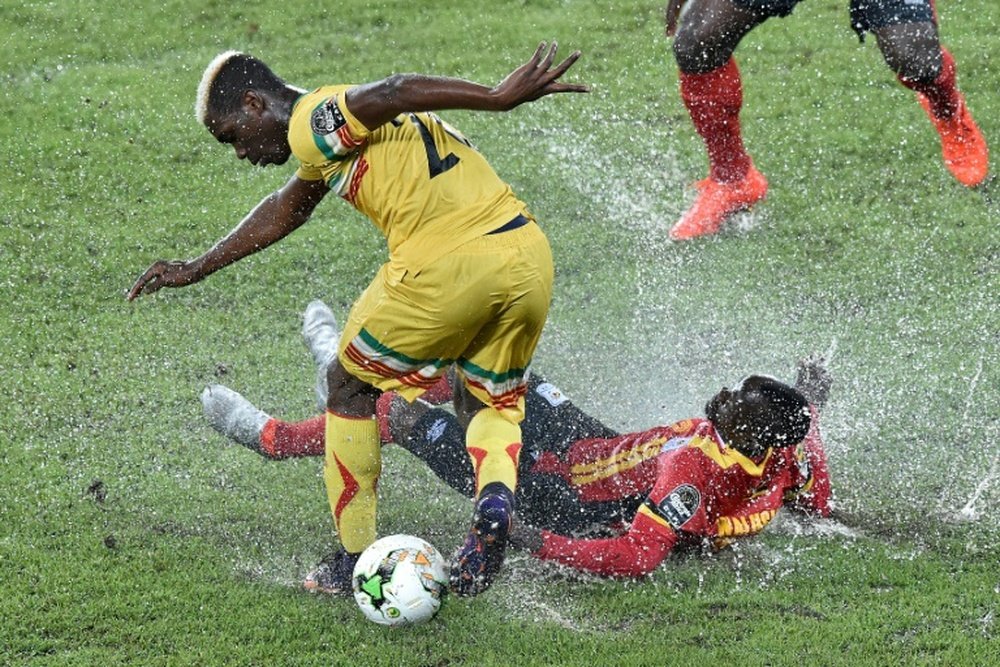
{"left": 352, "top": 534, "right": 448, "bottom": 626}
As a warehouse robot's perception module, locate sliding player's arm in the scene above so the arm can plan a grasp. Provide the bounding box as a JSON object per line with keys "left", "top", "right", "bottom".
{"left": 516, "top": 454, "right": 710, "bottom": 578}
{"left": 529, "top": 511, "right": 678, "bottom": 578}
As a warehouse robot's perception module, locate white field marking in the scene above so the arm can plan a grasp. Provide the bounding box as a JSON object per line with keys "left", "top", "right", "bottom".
{"left": 825, "top": 337, "right": 838, "bottom": 364}
{"left": 957, "top": 444, "right": 999, "bottom": 522}
{"left": 954, "top": 359, "right": 995, "bottom": 522}
{"left": 960, "top": 357, "right": 984, "bottom": 424}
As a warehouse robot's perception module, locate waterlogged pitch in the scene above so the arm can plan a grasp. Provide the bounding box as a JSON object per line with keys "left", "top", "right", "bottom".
{"left": 2, "top": 0, "right": 997, "bottom": 665}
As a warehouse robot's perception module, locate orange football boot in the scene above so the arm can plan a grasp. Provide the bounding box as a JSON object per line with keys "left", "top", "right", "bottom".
{"left": 669, "top": 164, "right": 768, "bottom": 241}
{"left": 918, "top": 93, "right": 989, "bottom": 187}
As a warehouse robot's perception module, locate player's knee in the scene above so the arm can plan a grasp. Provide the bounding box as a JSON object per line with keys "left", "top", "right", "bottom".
{"left": 876, "top": 24, "right": 941, "bottom": 83}
{"left": 453, "top": 382, "right": 488, "bottom": 428}
{"left": 885, "top": 43, "right": 941, "bottom": 83}
{"left": 902, "top": 52, "right": 941, "bottom": 84}
{"left": 326, "top": 363, "right": 380, "bottom": 415}
{"left": 672, "top": 27, "right": 736, "bottom": 73}
{"left": 387, "top": 394, "right": 429, "bottom": 443}
{"left": 673, "top": 31, "right": 718, "bottom": 73}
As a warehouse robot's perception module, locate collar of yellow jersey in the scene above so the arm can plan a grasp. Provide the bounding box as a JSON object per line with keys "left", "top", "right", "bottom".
{"left": 689, "top": 428, "right": 772, "bottom": 477}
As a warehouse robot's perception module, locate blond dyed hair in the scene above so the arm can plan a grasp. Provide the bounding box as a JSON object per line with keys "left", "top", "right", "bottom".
{"left": 193, "top": 51, "right": 288, "bottom": 125}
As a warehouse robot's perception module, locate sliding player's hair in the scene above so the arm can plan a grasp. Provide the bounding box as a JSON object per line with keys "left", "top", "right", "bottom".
{"left": 742, "top": 375, "right": 811, "bottom": 449}
{"left": 195, "top": 51, "right": 288, "bottom": 124}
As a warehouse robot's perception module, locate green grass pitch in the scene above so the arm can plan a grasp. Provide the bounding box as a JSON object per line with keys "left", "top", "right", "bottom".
{"left": 2, "top": 1, "right": 997, "bottom": 664}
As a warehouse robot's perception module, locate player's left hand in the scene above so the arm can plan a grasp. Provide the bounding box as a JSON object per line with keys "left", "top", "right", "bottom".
{"left": 491, "top": 42, "right": 589, "bottom": 110}
{"left": 507, "top": 517, "right": 544, "bottom": 553}
{"left": 126, "top": 259, "right": 196, "bottom": 300}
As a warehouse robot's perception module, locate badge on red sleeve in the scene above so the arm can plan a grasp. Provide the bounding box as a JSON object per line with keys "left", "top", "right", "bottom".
{"left": 648, "top": 484, "right": 701, "bottom": 530}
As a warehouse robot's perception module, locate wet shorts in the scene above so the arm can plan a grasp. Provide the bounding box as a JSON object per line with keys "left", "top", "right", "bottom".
{"left": 849, "top": 0, "right": 935, "bottom": 37}
{"left": 339, "top": 221, "right": 553, "bottom": 422}
{"left": 730, "top": 0, "right": 801, "bottom": 19}
{"left": 729, "top": 0, "right": 935, "bottom": 35}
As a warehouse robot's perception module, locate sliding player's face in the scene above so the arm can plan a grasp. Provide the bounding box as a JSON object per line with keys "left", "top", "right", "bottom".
{"left": 706, "top": 375, "right": 749, "bottom": 423}
{"left": 705, "top": 376, "right": 772, "bottom": 456}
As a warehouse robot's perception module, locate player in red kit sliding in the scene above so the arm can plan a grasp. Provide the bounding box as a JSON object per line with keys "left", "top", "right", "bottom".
{"left": 202, "top": 301, "right": 833, "bottom": 577}
{"left": 508, "top": 372, "right": 830, "bottom": 577}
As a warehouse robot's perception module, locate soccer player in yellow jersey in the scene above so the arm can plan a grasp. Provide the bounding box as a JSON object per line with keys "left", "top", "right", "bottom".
{"left": 127, "top": 43, "right": 588, "bottom": 597}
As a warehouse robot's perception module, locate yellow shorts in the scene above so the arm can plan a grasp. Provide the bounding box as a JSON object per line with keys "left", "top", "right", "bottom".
{"left": 339, "top": 221, "right": 553, "bottom": 423}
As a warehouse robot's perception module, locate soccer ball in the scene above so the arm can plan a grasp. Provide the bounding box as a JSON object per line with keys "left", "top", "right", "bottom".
{"left": 352, "top": 534, "right": 448, "bottom": 626}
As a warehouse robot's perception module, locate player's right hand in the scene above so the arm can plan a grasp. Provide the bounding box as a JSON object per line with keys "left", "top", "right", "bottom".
{"left": 126, "top": 259, "right": 195, "bottom": 300}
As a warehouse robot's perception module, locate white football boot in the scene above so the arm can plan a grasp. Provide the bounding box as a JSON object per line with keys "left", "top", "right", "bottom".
{"left": 201, "top": 384, "right": 271, "bottom": 453}
{"left": 302, "top": 300, "right": 341, "bottom": 410}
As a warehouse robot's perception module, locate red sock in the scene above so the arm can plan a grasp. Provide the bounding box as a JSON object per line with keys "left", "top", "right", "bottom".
{"left": 375, "top": 392, "right": 395, "bottom": 444}
{"left": 679, "top": 58, "right": 752, "bottom": 183}
{"left": 260, "top": 416, "right": 325, "bottom": 459}
{"left": 898, "top": 47, "right": 959, "bottom": 119}
{"left": 422, "top": 374, "right": 453, "bottom": 405}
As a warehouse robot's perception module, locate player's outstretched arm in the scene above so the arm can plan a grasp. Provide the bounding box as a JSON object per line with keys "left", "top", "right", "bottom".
{"left": 345, "top": 42, "right": 589, "bottom": 131}
{"left": 511, "top": 515, "right": 677, "bottom": 578}
{"left": 127, "top": 176, "right": 328, "bottom": 300}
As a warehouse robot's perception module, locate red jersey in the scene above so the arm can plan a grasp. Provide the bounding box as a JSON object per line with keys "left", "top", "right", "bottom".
{"left": 534, "top": 409, "right": 831, "bottom": 577}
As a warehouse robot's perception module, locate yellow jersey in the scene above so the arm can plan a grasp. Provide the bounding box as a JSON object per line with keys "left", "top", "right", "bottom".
{"left": 288, "top": 85, "right": 531, "bottom": 275}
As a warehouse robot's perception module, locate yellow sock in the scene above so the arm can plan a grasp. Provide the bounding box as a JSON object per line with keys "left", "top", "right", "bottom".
{"left": 324, "top": 412, "right": 381, "bottom": 553}
{"left": 465, "top": 407, "right": 522, "bottom": 496}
